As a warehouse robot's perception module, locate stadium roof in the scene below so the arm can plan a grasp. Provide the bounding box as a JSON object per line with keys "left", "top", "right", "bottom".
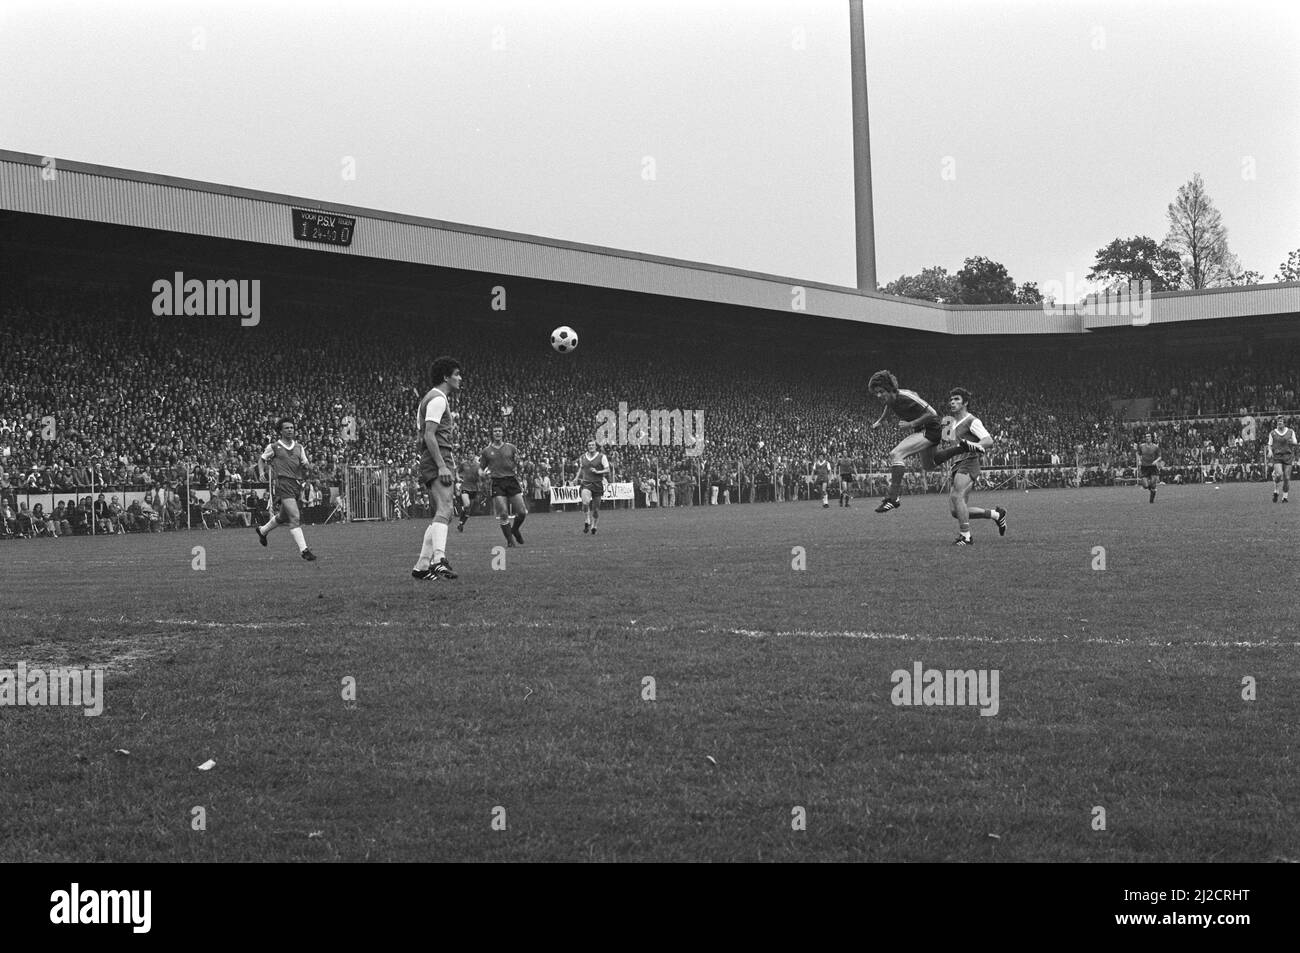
{"left": 3, "top": 149, "right": 1298, "bottom": 336}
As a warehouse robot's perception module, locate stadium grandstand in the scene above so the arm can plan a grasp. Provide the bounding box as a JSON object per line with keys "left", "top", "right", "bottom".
{"left": 3, "top": 148, "right": 1300, "bottom": 538}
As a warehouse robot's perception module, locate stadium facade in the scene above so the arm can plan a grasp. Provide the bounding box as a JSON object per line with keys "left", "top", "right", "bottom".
{"left": 4, "top": 150, "right": 1298, "bottom": 340}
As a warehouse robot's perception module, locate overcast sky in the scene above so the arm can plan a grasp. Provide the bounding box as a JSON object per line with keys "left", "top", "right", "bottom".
{"left": 2, "top": 0, "right": 1297, "bottom": 290}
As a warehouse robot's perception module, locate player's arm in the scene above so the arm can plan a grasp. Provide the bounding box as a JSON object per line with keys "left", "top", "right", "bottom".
{"left": 967, "top": 419, "right": 993, "bottom": 453}
{"left": 908, "top": 403, "right": 939, "bottom": 431}
{"left": 422, "top": 394, "right": 452, "bottom": 485}
{"left": 870, "top": 404, "right": 889, "bottom": 430}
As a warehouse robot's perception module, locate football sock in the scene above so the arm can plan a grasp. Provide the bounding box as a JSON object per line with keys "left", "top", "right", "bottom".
{"left": 500, "top": 522, "right": 513, "bottom": 542}
{"left": 259, "top": 518, "right": 277, "bottom": 535}
{"left": 289, "top": 527, "right": 307, "bottom": 552}
{"left": 889, "top": 465, "right": 904, "bottom": 497}
{"left": 415, "top": 524, "right": 436, "bottom": 569}
{"left": 960, "top": 530, "right": 971, "bottom": 541}
{"left": 430, "top": 522, "right": 448, "bottom": 561}
{"left": 513, "top": 512, "right": 526, "bottom": 531}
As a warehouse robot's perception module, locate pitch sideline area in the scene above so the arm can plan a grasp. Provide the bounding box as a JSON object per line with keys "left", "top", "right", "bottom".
{"left": 0, "top": 483, "right": 1295, "bottom": 862}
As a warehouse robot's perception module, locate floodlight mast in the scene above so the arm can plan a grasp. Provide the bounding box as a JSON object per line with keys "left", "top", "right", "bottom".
{"left": 849, "top": 0, "right": 877, "bottom": 293}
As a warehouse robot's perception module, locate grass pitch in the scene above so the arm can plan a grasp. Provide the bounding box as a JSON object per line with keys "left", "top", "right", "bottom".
{"left": 1, "top": 482, "right": 1296, "bottom": 862}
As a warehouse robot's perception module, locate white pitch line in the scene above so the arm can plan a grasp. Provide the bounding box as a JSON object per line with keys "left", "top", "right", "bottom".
{"left": 725, "top": 628, "right": 1300, "bottom": 649}
{"left": 5, "top": 614, "right": 1293, "bottom": 648}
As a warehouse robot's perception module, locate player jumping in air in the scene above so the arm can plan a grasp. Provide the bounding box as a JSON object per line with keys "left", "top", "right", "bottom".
{"left": 933, "top": 388, "right": 1007, "bottom": 545}
{"left": 836, "top": 449, "right": 855, "bottom": 507}
{"left": 867, "top": 370, "right": 942, "bottom": 513}
{"left": 481, "top": 425, "right": 528, "bottom": 547}
{"left": 1136, "top": 433, "right": 1162, "bottom": 503}
{"left": 455, "top": 455, "right": 481, "bottom": 532}
{"left": 1268, "top": 415, "right": 1297, "bottom": 503}
{"left": 411, "top": 356, "right": 461, "bottom": 580}
{"left": 577, "top": 440, "right": 610, "bottom": 534}
{"left": 813, "top": 452, "right": 832, "bottom": 507}
{"left": 255, "top": 418, "right": 317, "bottom": 560}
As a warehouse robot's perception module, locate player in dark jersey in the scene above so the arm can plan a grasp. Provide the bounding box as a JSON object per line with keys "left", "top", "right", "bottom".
{"left": 867, "top": 370, "right": 942, "bottom": 513}
{"left": 411, "top": 356, "right": 461, "bottom": 580}
{"left": 577, "top": 440, "right": 610, "bottom": 534}
{"left": 1267, "top": 416, "right": 1297, "bottom": 503}
{"left": 455, "top": 457, "right": 482, "bottom": 531}
{"left": 932, "top": 388, "right": 1006, "bottom": 545}
{"left": 812, "top": 452, "right": 832, "bottom": 507}
{"left": 480, "top": 426, "right": 528, "bottom": 547}
{"left": 836, "top": 450, "right": 855, "bottom": 507}
{"left": 254, "top": 418, "right": 317, "bottom": 560}
{"left": 1135, "top": 434, "right": 1162, "bottom": 504}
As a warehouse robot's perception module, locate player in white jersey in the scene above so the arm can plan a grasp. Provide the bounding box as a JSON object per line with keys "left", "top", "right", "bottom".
{"left": 932, "top": 388, "right": 1006, "bottom": 545}
{"left": 1267, "top": 415, "right": 1297, "bottom": 503}
{"left": 411, "top": 356, "right": 462, "bottom": 580}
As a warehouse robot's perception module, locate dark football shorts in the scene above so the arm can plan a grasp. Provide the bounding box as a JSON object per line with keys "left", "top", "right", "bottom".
{"left": 581, "top": 481, "right": 604, "bottom": 500}
{"left": 1140, "top": 465, "right": 1159, "bottom": 478}
{"left": 492, "top": 476, "right": 524, "bottom": 498}
{"left": 273, "top": 477, "right": 302, "bottom": 503}
{"left": 421, "top": 449, "right": 456, "bottom": 489}
{"left": 917, "top": 423, "right": 943, "bottom": 444}
{"left": 951, "top": 456, "right": 981, "bottom": 478}
{"left": 839, "top": 472, "right": 854, "bottom": 483}
{"left": 1271, "top": 453, "right": 1294, "bottom": 466}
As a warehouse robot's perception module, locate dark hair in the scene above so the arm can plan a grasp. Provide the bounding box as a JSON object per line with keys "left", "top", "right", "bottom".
{"left": 949, "top": 387, "right": 973, "bottom": 406}
{"left": 867, "top": 370, "right": 898, "bottom": 392}
{"left": 277, "top": 417, "right": 295, "bottom": 431}
{"left": 431, "top": 356, "right": 462, "bottom": 385}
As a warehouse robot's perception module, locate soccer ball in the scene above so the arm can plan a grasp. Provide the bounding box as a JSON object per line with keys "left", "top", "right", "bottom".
{"left": 551, "top": 326, "right": 578, "bottom": 353}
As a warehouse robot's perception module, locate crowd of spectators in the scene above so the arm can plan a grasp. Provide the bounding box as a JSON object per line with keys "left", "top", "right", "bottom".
{"left": 3, "top": 287, "right": 1298, "bottom": 531}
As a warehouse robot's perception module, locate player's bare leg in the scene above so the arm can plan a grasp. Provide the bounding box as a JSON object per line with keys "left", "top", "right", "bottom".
{"left": 877, "top": 432, "right": 933, "bottom": 512}
{"left": 581, "top": 488, "right": 592, "bottom": 533}
{"left": 413, "top": 480, "right": 456, "bottom": 578}
{"left": 950, "top": 472, "right": 1002, "bottom": 545}
{"left": 508, "top": 493, "right": 527, "bottom": 544}
{"left": 1272, "top": 464, "right": 1282, "bottom": 502}
{"left": 277, "top": 497, "right": 314, "bottom": 560}
{"left": 493, "top": 492, "right": 515, "bottom": 547}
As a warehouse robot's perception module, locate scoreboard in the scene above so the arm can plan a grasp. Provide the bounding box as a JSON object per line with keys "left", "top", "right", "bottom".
{"left": 291, "top": 209, "right": 356, "bottom": 247}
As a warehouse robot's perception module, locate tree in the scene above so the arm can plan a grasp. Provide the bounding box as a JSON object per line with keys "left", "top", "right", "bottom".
{"left": 1087, "top": 235, "right": 1183, "bottom": 292}
{"left": 1275, "top": 249, "right": 1300, "bottom": 283}
{"left": 1163, "top": 173, "right": 1240, "bottom": 288}
{"left": 955, "top": 256, "right": 1017, "bottom": 304}
{"left": 1225, "top": 269, "right": 1265, "bottom": 287}
{"left": 1014, "top": 281, "right": 1046, "bottom": 305}
{"left": 879, "top": 265, "right": 959, "bottom": 303}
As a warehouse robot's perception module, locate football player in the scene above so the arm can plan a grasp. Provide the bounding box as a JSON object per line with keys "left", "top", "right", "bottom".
{"left": 255, "top": 418, "right": 317, "bottom": 561}
{"left": 933, "top": 388, "right": 1006, "bottom": 545}
{"left": 411, "top": 356, "right": 461, "bottom": 580}
{"left": 577, "top": 440, "right": 610, "bottom": 534}
{"left": 1268, "top": 415, "right": 1297, "bottom": 502}
{"left": 812, "top": 452, "right": 832, "bottom": 508}
{"left": 480, "top": 425, "right": 528, "bottom": 546}
{"left": 867, "top": 370, "right": 942, "bottom": 513}
{"left": 1136, "top": 433, "right": 1162, "bottom": 503}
